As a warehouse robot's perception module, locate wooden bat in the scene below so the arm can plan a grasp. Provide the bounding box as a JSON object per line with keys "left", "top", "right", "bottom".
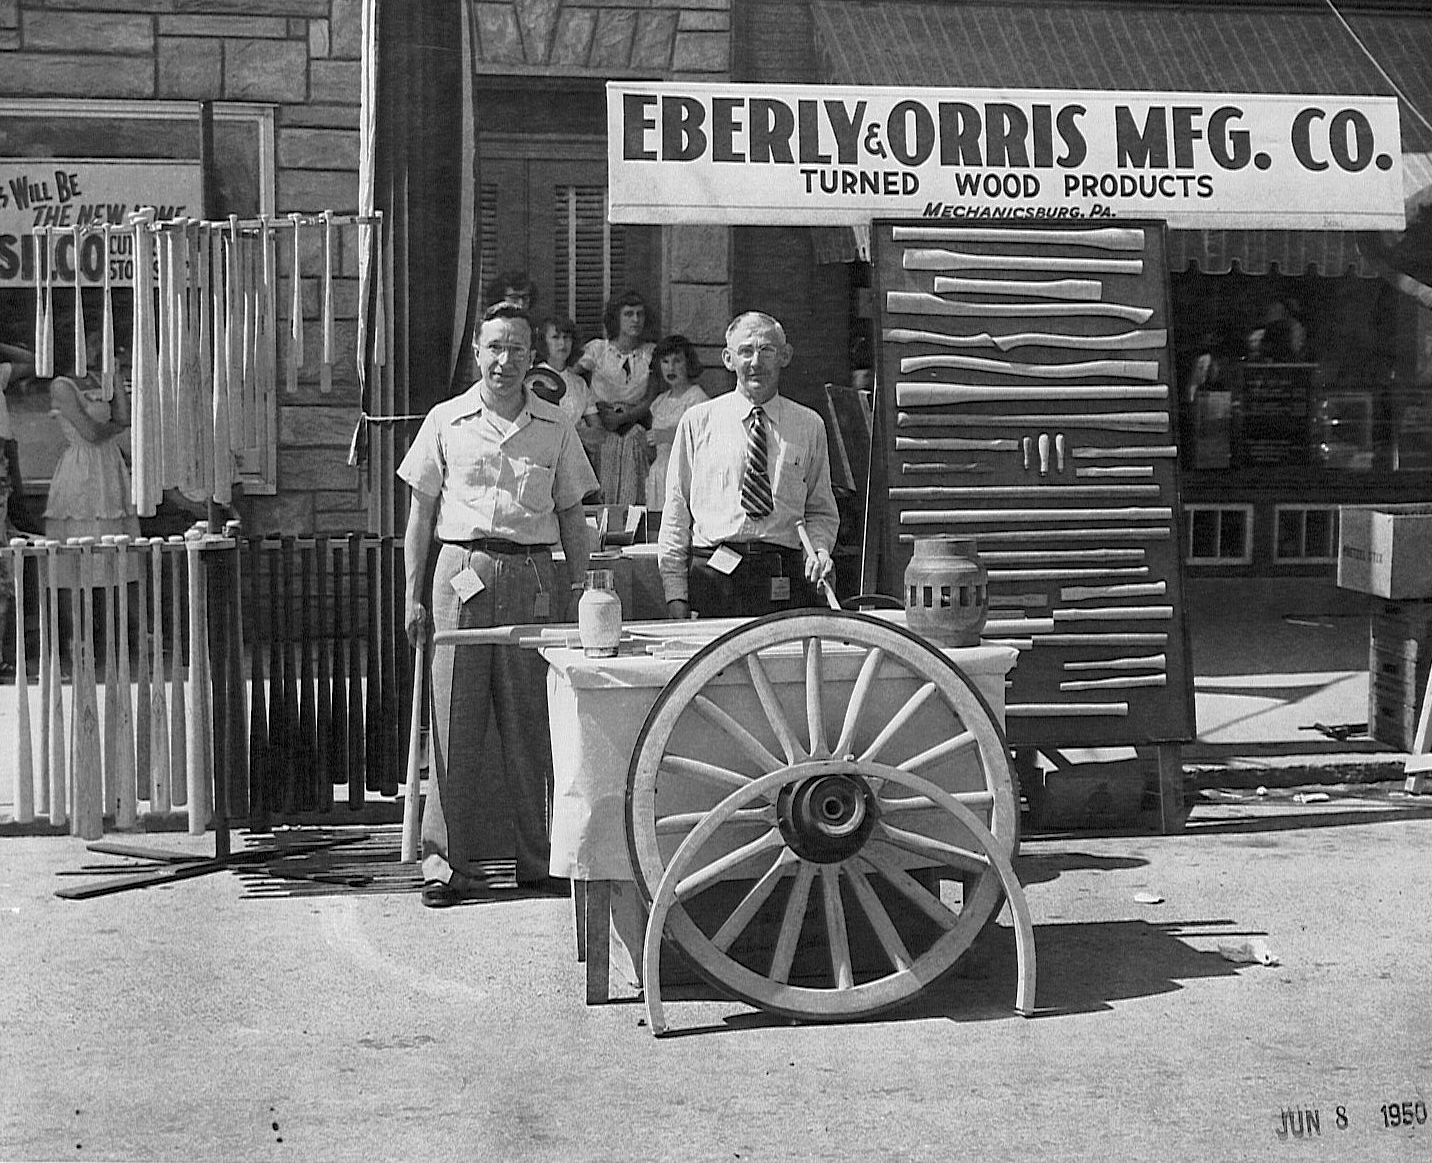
{"left": 99, "top": 536, "right": 120, "bottom": 821}
{"left": 1055, "top": 433, "right": 1066, "bottom": 473}
{"left": 1076, "top": 466, "right": 1154, "bottom": 478}
{"left": 1060, "top": 581, "right": 1166, "bottom": 601}
{"left": 887, "top": 291, "right": 1153, "bottom": 324}
{"left": 892, "top": 225, "right": 1145, "bottom": 250}
{"left": 795, "top": 519, "right": 840, "bottom": 610}
{"left": 168, "top": 538, "right": 187, "bottom": 808}
{"left": 892, "top": 484, "right": 1160, "bottom": 500}
{"left": 989, "top": 567, "right": 1152, "bottom": 582}
{"left": 320, "top": 211, "right": 335, "bottom": 393}
{"left": 895, "top": 436, "right": 1018, "bottom": 452}
{"left": 365, "top": 540, "right": 382, "bottom": 795}
{"left": 329, "top": 536, "right": 350, "bottom": 795}
{"left": 1061, "top": 674, "right": 1168, "bottom": 692}
{"left": 347, "top": 532, "right": 365, "bottom": 809}
{"left": 401, "top": 638, "right": 427, "bottom": 863}
{"left": 920, "top": 277, "right": 1103, "bottom": 301}
{"left": 298, "top": 537, "right": 317, "bottom": 808}
{"left": 314, "top": 535, "right": 332, "bottom": 811}
{"left": 100, "top": 225, "right": 116, "bottom": 397}
{"left": 147, "top": 539, "right": 170, "bottom": 814}
{"left": 1006, "top": 702, "right": 1129, "bottom": 716}
{"left": 1021, "top": 435, "right": 1032, "bottom": 470}
{"left": 897, "top": 412, "right": 1167, "bottom": 432}
{"left": 897, "top": 384, "right": 1167, "bottom": 406}
{"left": 903, "top": 249, "right": 1143, "bottom": 275}
{"left": 10, "top": 542, "right": 34, "bottom": 823}
{"left": 43, "top": 541, "right": 66, "bottom": 826}
{"left": 1036, "top": 633, "right": 1167, "bottom": 646}
{"left": 984, "top": 549, "right": 1145, "bottom": 564}
{"left": 1071, "top": 445, "right": 1177, "bottom": 458}
{"left": 392, "top": 539, "right": 413, "bottom": 814}
{"left": 1038, "top": 433, "right": 1051, "bottom": 476}
{"left": 185, "top": 534, "right": 211, "bottom": 835}
{"left": 270, "top": 539, "right": 291, "bottom": 813}
{"left": 210, "top": 227, "right": 231, "bottom": 504}
{"left": 984, "top": 617, "right": 1054, "bottom": 635}
{"left": 902, "top": 527, "right": 1169, "bottom": 543}
{"left": 898, "top": 354, "right": 1161, "bottom": 380}
{"left": 260, "top": 219, "right": 279, "bottom": 462}
{"left": 288, "top": 213, "right": 303, "bottom": 394}
{"left": 245, "top": 537, "right": 269, "bottom": 824}
{"left": 901, "top": 507, "right": 1171, "bottom": 524}
{"left": 202, "top": 533, "right": 232, "bottom": 856}
{"left": 34, "top": 539, "right": 51, "bottom": 819}
{"left": 131, "top": 538, "right": 151, "bottom": 805}
{"left": 1064, "top": 654, "right": 1166, "bottom": 672}
{"left": 72, "top": 539, "right": 103, "bottom": 840}
{"left": 70, "top": 226, "right": 87, "bottom": 379}
{"left": 379, "top": 538, "right": 400, "bottom": 797}
{"left": 1052, "top": 606, "right": 1174, "bottom": 621}
{"left": 224, "top": 529, "right": 247, "bottom": 827}
{"left": 111, "top": 536, "right": 136, "bottom": 830}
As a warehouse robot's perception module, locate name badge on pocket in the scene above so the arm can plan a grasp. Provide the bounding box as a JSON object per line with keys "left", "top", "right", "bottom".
{"left": 449, "top": 566, "right": 486, "bottom": 603}
{"left": 707, "top": 545, "right": 743, "bottom": 575}
{"left": 770, "top": 576, "right": 791, "bottom": 602}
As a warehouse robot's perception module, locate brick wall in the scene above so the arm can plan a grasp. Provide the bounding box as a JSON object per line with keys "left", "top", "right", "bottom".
{"left": 0, "top": 0, "right": 365, "bottom": 535}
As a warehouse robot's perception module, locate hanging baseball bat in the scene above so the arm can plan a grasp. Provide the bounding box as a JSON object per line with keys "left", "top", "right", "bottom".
{"left": 9, "top": 541, "right": 34, "bottom": 823}
{"left": 329, "top": 536, "right": 349, "bottom": 790}
{"left": 1060, "top": 581, "right": 1166, "bottom": 601}
{"left": 916, "top": 277, "right": 1104, "bottom": 301}
{"left": 287, "top": 212, "right": 303, "bottom": 394}
{"left": 314, "top": 535, "right": 332, "bottom": 810}
{"left": 131, "top": 537, "right": 151, "bottom": 804}
{"left": 1053, "top": 605, "right": 1174, "bottom": 621}
{"left": 899, "top": 354, "right": 1160, "bottom": 380}
{"left": 244, "top": 537, "right": 269, "bottom": 824}
{"left": 320, "top": 211, "right": 335, "bottom": 393}
{"left": 99, "top": 536, "right": 120, "bottom": 820}
{"left": 298, "top": 537, "right": 317, "bottom": 809}
{"left": 1061, "top": 674, "right": 1168, "bottom": 692}
{"left": 897, "top": 384, "right": 1167, "bottom": 405}
{"left": 903, "top": 249, "right": 1143, "bottom": 275}
{"left": 111, "top": 536, "right": 136, "bottom": 830}
{"left": 168, "top": 537, "right": 187, "bottom": 808}
{"left": 43, "top": 541, "right": 66, "bottom": 826}
{"left": 983, "top": 549, "right": 1145, "bottom": 564}
{"left": 1070, "top": 445, "right": 1177, "bottom": 458}
{"left": 989, "top": 567, "right": 1151, "bottom": 582}
{"left": 892, "top": 225, "right": 1145, "bottom": 250}
{"left": 1076, "top": 466, "right": 1155, "bottom": 479}
{"left": 892, "top": 484, "right": 1160, "bottom": 500}
{"left": 895, "top": 436, "right": 1019, "bottom": 452}
{"left": 901, "top": 507, "right": 1171, "bottom": 524}
{"left": 401, "top": 637, "right": 426, "bottom": 863}
{"left": 794, "top": 520, "right": 840, "bottom": 610}
{"left": 72, "top": 539, "right": 103, "bottom": 840}
{"left": 1064, "top": 654, "right": 1166, "bottom": 672}
{"left": 185, "top": 533, "right": 211, "bottom": 834}
{"left": 365, "top": 540, "right": 382, "bottom": 794}
{"left": 897, "top": 412, "right": 1166, "bottom": 431}
{"left": 347, "top": 532, "right": 365, "bottom": 809}
{"left": 887, "top": 291, "right": 1153, "bottom": 324}
{"left": 147, "top": 538, "right": 170, "bottom": 814}
{"left": 270, "top": 538, "right": 291, "bottom": 813}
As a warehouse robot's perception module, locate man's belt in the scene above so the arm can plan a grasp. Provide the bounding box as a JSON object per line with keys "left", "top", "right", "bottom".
{"left": 691, "top": 540, "right": 797, "bottom": 557}
{"left": 440, "top": 537, "right": 549, "bottom": 556}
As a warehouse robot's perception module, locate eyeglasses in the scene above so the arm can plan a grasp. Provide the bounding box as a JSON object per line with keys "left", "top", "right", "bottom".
{"left": 481, "top": 342, "right": 530, "bottom": 359}
{"left": 732, "top": 343, "right": 780, "bottom": 361}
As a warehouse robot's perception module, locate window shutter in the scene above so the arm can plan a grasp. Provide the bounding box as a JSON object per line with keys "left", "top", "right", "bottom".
{"left": 554, "top": 184, "right": 626, "bottom": 341}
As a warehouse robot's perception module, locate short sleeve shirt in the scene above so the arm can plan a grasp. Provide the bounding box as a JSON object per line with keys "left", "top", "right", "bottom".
{"left": 398, "top": 385, "right": 599, "bottom": 544}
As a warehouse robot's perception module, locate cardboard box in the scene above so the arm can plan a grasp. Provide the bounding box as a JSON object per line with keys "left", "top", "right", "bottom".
{"left": 1337, "top": 504, "right": 1432, "bottom": 599}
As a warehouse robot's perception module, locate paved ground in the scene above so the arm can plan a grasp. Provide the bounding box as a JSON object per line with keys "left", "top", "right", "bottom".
{"left": 2, "top": 787, "right": 1431, "bottom": 1162}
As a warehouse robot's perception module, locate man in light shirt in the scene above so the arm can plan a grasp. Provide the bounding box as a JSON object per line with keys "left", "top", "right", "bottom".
{"left": 658, "top": 311, "right": 839, "bottom": 619}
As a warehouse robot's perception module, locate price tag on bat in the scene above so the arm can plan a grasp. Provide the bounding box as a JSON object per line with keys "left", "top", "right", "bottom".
{"left": 449, "top": 567, "right": 485, "bottom": 603}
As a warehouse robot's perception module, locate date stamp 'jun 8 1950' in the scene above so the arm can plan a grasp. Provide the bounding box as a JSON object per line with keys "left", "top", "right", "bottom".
{"left": 1275, "top": 1097, "right": 1428, "bottom": 1141}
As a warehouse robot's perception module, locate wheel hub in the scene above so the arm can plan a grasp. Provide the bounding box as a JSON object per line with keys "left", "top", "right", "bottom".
{"left": 775, "top": 772, "right": 877, "bottom": 863}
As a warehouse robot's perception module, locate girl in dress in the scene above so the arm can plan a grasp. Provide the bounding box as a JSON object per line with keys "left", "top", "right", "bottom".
{"left": 645, "top": 334, "right": 709, "bottom": 517}
{"left": 576, "top": 290, "right": 656, "bottom": 506}
{"left": 537, "top": 315, "right": 597, "bottom": 431}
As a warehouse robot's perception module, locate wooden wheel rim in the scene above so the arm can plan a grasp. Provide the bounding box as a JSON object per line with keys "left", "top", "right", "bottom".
{"left": 641, "top": 762, "right": 1036, "bottom": 1027}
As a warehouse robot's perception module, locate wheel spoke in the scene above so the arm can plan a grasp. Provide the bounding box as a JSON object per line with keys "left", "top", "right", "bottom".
{"left": 744, "top": 649, "right": 805, "bottom": 764}
{"left": 834, "top": 645, "right": 885, "bottom": 757}
{"left": 898, "top": 728, "right": 978, "bottom": 773}
{"left": 857, "top": 681, "right": 939, "bottom": 764}
{"left": 674, "top": 828, "right": 786, "bottom": 902}
{"left": 873, "top": 823, "right": 990, "bottom": 877}
{"left": 805, "top": 637, "right": 829, "bottom": 758}
{"left": 655, "top": 805, "right": 775, "bottom": 835}
{"left": 692, "top": 695, "right": 784, "bottom": 773}
{"left": 879, "top": 790, "right": 995, "bottom": 815}
{"left": 844, "top": 862, "right": 913, "bottom": 972}
{"left": 820, "top": 865, "right": 854, "bottom": 990}
{"left": 857, "top": 846, "right": 959, "bottom": 932}
{"left": 660, "top": 754, "right": 755, "bottom": 793}
{"left": 711, "top": 849, "right": 800, "bottom": 953}
{"left": 769, "top": 861, "right": 817, "bottom": 984}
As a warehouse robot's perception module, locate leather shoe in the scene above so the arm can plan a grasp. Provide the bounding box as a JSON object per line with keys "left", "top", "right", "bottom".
{"left": 420, "top": 880, "right": 467, "bottom": 908}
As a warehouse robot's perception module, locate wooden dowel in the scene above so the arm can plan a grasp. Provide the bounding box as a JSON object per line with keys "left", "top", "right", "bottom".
{"left": 892, "top": 485, "right": 1160, "bottom": 500}
{"left": 1070, "top": 445, "right": 1177, "bottom": 458}
{"left": 1005, "top": 702, "right": 1129, "bottom": 716}
{"left": 895, "top": 436, "right": 1019, "bottom": 452}
{"left": 1075, "top": 466, "right": 1155, "bottom": 478}
{"left": 320, "top": 211, "right": 334, "bottom": 393}
{"left": 897, "top": 411, "right": 1167, "bottom": 431}
{"left": 983, "top": 549, "right": 1145, "bottom": 564}
{"left": 1035, "top": 633, "right": 1168, "bottom": 646}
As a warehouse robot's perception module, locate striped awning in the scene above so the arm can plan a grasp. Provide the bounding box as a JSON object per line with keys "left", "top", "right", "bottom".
{"left": 808, "top": 0, "right": 1432, "bottom": 275}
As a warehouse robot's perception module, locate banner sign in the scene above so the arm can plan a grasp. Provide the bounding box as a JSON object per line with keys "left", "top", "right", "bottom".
{"left": 0, "top": 158, "right": 203, "bottom": 286}
{"left": 607, "top": 82, "right": 1405, "bottom": 230}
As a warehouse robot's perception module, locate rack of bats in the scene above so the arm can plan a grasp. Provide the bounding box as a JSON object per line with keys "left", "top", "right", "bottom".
{"left": 878, "top": 223, "right": 1190, "bottom": 736}
{"left": 25, "top": 210, "right": 385, "bottom": 510}
{"left": 1, "top": 533, "right": 414, "bottom": 836}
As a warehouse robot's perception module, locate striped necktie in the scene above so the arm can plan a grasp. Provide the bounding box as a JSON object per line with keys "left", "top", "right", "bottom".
{"left": 740, "top": 405, "right": 774, "bottom": 520}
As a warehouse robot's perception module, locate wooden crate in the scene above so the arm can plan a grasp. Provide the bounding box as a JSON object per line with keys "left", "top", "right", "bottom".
{"left": 1367, "top": 598, "right": 1432, "bottom": 750}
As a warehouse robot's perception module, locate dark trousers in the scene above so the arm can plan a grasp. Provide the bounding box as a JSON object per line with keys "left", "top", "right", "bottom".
{"left": 688, "top": 543, "right": 820, "bottom": 619}
{"left": 423, "top": 542, "right": 556, "bottom": 885}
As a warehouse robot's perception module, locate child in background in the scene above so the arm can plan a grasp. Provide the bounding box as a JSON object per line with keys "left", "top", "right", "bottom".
{"left": 537, "top": 315, "right": 596, "bottom": 431}
{"left": 645, "top": 334, "right": 709, "bottom": 516}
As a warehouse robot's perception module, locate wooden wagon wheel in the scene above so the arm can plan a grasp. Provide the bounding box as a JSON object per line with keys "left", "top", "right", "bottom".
{"left": 625, "top": 610, "right": 1023, "bottom": 1025}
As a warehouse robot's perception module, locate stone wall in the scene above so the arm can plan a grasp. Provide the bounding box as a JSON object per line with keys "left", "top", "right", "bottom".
{"left": 0, "top": 0, "right": 366, "bottom": 535}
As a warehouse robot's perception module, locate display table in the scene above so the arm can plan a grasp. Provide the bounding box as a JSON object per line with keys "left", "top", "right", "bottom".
{"left": 542, "top": 635, "right": 1018, "bottom": 1003}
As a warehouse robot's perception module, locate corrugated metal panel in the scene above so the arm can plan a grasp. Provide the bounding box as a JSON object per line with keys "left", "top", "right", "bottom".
{"left": 808, "top": 1, "right": 1432, "bottom": 274}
